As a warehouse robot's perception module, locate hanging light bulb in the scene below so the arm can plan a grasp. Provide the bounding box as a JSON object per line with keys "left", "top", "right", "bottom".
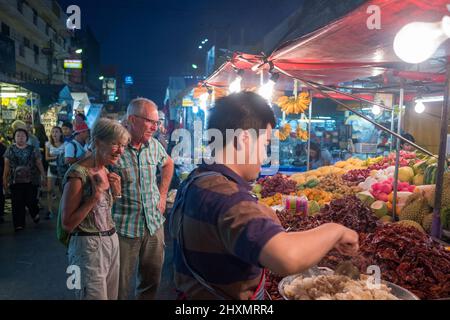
{"left": 258, "top": 80, "right": 275, "bottom": 101}
{"left": 393, "top": 16, "right": 450, "bottom": 64}
{"left": 258, "top": 73, "right": 279, "bottom": 102}
{"left": 199, "top": 92, "right": 209, "bottom": 111}
{"left": 229, "top": 76, "right": 242, "bottom": 93}
{"left": 414, "top": 100, "right": 426, "bottom": 113}
{"left": 372, "top": 105, "right": 381, "bottom": 115}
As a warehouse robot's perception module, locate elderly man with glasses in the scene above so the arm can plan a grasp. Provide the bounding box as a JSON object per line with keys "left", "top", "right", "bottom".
{"left": 110, "top": 98, "right": 174, "bottom": 300}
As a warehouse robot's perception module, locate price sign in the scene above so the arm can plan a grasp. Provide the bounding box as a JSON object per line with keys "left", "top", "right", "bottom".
{"left": 1, "top": 110, "right": 16, "bottom": 120}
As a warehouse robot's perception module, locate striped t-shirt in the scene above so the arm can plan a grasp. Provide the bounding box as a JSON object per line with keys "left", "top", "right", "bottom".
{"left": 172, "top": 164, "right": 284, "bottom": 300}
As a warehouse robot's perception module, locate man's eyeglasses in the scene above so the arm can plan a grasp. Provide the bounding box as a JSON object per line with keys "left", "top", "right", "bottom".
{"left": 132, "top": 114, "right": 161, "bottom": 126}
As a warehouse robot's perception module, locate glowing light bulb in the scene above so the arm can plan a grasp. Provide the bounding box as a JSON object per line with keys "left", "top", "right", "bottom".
{"left": 199, "top": 93, "right": 209, "bottom": 111}
{"left": 193, "top": 106, "right": 199, "bottom": 114}
{"left": 258, "top": 80, "right": 275, "bottom": 101}
{"left": 415, "top": 100, "right": 426, "bottom": 114}
{"left": 372, "top": 105, "right": 381, "bottom": 115}
{"left": 393, "top": 16, "right": 450, "bottom": 64}
{"left": 229, "top": 76, "right": 242, "bottom": 93}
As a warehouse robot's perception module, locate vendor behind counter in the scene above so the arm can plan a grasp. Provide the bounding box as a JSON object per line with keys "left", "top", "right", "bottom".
{"left": 308, "top": 142, "right": 333, "bottom": 169}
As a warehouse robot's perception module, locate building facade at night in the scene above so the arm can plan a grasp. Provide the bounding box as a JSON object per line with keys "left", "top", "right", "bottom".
{"left": 0, "top": 0, "right": 72, "bottom": 85}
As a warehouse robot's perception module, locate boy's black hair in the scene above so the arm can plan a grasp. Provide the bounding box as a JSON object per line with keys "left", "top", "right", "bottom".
{"left": 13, "top": 128, "right": 29, "bottom": 141}
{"left": 207, "top": 92, "right": 276, "bottom": 147}
{"left": 400, "top": 133, "right": 415, "bottom": 146}
{"left": 62, "top": 121, "right": 73, "bottom": 130}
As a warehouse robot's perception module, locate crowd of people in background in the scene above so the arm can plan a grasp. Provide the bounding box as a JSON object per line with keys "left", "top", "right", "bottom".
{"left": 1, "top": 98, "right": 175, "bottom": 301}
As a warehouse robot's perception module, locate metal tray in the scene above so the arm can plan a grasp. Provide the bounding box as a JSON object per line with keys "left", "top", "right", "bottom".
{"left": 278, "top": 267, "right": 420, "bottom": 300}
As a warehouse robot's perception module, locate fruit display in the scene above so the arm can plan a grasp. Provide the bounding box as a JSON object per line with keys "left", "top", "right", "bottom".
{"left": 424, "top": 163, "right": 438, "bottom": 185}
{"left": 259, "top": 193, "right": 283, "bottom": 207}
{"left": 333, "top": 158, "right": 366, "bottom": 171}
{"left": 356, "top": 191, "right": 376, "bottom": 206}
{"left": 308, "top": 200, "right": 321, "bottom": 216}
{"left": 277, "top": 92, "right": 310, "bottom": 115}
{"left": 368, "top": 151, "right": 418, "bottom": 170}
{"left": 296, "top": 189, "right": 333, "bottom": 206}
{"left": 395, "top": 220, "right": 426, "bottom": 234}
{"left": 398, "top": 166, "right": 415, "bottom": 183}
{"left": 263, "top": 150, "right": 449, "bottom": 300}
{"left": 256, "top": 174, "right": 297, "bottom": 198}
{"left": 362, "top": 156, "right": 384, "bottom": 167}
{"left": 440, "top": 172, "right": 450, "bottom": 230}
{"left": 290, "top": 166, "right": 346, "bottom": 185}
{"left": 414, "top": 185, "right": 436, "bottom": 208}
{"left": 370, "top": 178, "right": 415, "bottom": 202}
{"left": 342, "top": 169, "right": 372, "bottom": 186}
{"left": 398, "top": 193, "right": 431, "bottom": 224}
{"left": 370, "top": 201, "right": 388, "bottom": 218}
{"left": 317, "top": 174, "right": 362, "bottom": 199}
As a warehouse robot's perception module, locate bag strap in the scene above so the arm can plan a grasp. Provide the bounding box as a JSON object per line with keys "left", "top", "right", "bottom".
{"left": 70, "top": 141, "right": 78, "bottom": 158}
{"left": 169, "top": 171, "right": 231, "bottom": 300}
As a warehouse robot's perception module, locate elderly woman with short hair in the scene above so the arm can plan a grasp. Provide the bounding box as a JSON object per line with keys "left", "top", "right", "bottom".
{"left": 3, "top": 128, "right": 46, "bottom": 231}
{"left": 60, "top": 118, "right": 130, "bottom": 300}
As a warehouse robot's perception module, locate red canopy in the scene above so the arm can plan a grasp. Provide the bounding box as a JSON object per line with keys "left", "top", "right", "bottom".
{"left": 204, "top": 0, "right": 450, "bottom": 89}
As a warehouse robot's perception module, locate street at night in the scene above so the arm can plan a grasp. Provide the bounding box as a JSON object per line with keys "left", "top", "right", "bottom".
{"left": 1, "top": 0, "right": 450, "bottom": 308}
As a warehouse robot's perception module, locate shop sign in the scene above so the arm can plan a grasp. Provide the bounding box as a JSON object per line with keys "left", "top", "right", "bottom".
{"left": 64, "top": 59, "right": 83, "bottom": 69}
{"left": 1, "top": 109, "right": 17, "bottom": 120}
{"left": 182, "top": 98, "right": 194, "bottom": 107}
{"left": 124, "top": 76, "right": 134, "bottom": 85}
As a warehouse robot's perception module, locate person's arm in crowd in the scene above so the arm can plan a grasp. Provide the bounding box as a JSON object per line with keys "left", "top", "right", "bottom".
{"left": 61, "top": 174, "right": 102, "bottom": 233}
{"left": 157, "top": 156, "right": 174, "bottom": 214}
{"left": 36, "top": 157, "right": 46, "bottom": 177}
{"left": 259, "top": 223, "right": 359, "bottom": 276}
{"left": 3, "top": 158, "right": 9, "bottom": 190}
{"left": 45, "top": 143, "right": 56, "bottom": 162}
{"left": 64, "top": 142, "right": 77, "bottom": 165}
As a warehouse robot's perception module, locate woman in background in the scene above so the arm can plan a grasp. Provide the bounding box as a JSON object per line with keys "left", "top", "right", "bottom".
{"left": 3, "top": 128, "right": 46, "bottom": 231}
{"left": 308, "top": 142, "right": 333, "bottom": 169}
{"left": 45, "top": 126, "right": 65, "bottom": 219}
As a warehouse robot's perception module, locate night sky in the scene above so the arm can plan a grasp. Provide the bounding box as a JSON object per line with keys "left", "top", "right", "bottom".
{"left": 58, "top": 0, "right": 302, "bottom": 106}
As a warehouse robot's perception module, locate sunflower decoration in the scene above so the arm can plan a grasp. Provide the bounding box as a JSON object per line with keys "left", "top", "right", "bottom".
{"left": 296, "top": 127, "right": 309, "bottom": 141}
{"left": 276, "top": 92, "right": 311, "bottom": 115}
{"left": 274, "top": 123, "right": 292, "bottom": 141}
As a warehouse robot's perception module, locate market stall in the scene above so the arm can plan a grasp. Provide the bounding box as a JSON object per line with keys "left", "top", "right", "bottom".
{"left": 194, "top": 0, "right": 450, "bottom": 299}
{"left": 0, "top": 82, "right": 39, "bottom": 145}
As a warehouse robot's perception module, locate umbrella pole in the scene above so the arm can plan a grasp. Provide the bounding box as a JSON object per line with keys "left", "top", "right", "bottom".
{"left": 390, "top": 106, "right": 395, "bottom": 153}
{"left": 307, "top": 91, "right": 313, "bottom": 171}
{"left": 392, "top": 86, "right": 404, "bottom": 220}
{"left": 431, "top": 64, "right": 450, "bottom": 238}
